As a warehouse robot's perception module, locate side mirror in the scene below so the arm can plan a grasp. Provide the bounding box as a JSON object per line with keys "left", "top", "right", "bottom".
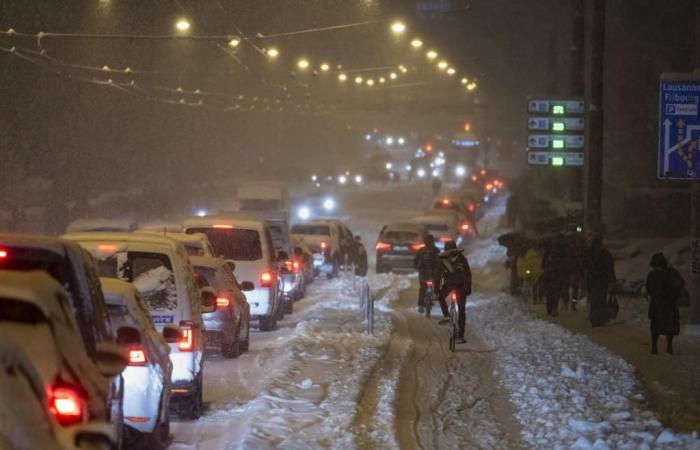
{"left": 162, "top": 324, "right": 181, "bottom": 343}
{"left": 239, "top": 281, "right": 255, "bottom": 292}
{"left": 95, "top": 342, "right": 128, "bottom": 378}
{"left": 116, "top": 326, "right": 141, "bottom": 346}
{"left": 72, "top": 422, "right": 117, "bottom": 450}
{"left": 200, "top": 286, "right": 218, "bottom": 314}
{"left": 224, "top": 259, "right": 236, "bottom": 272}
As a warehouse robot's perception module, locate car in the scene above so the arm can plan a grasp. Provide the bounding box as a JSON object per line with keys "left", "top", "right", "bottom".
{"left": 190, "top": 256, "right": 253, "bottom": 358}
{"left": 0, "top": 343, "right": 118, "bottom": 450}
{"left": 407, "top": 214, "right": 462, "bottom": 251}
{"left": 290, "top": 219, "right": 359, "bottom": 278}
{"left": 183, "top": 215, "right": 282, "bottom": 332}
{"left": 62, "top": 232, "right": 217, "bottom": 420}
{"left": 432, "top": 196, "right": 476, "bottom": 222}
{"left": 292, "top": 237, "right": 316, "bottom": 286}
{"left": 101, "top": 278, "right": 175, "bottom": 449}
{"left": 0, "top": 271, "right": 125, "bottom": 450}
{"left": 136, "top": 231, "right": 217, "bottom": 258}
{"left": 375, "top": 223, "right": 429, "bottom": 273}
{"left": 424, "top": 208, "right": 477, "bottom": 240}
{"left": 66, "top": 219, "right": 138, "bottom": 234}
{"left": 0, "top": 233, "right": 126, "bottom": 443}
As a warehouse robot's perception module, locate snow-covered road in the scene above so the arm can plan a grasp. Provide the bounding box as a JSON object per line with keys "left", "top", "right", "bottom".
{"left": 169, "top": 185, "right": 700, "bottom": 450}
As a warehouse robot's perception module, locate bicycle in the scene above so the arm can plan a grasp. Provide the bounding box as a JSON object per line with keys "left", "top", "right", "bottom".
{"left": 448, "top": 290, "right": 458, "bottom": 352}
{"left": 424, "top": 280, "right": 436, "bottom": 318}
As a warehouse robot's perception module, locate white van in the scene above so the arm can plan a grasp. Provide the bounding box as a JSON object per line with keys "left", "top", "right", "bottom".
{"left": 62, "top": 232, "right": 216, "bottom": 419}
{"left": 183, "top": 215, "right": 281, "bottom": 331}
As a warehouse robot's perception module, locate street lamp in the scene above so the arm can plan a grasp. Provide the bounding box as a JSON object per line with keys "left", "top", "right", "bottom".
{"left": 438, "top": 61, "right": 448, "bottom": 70}
{"left": 389, "top": 72, "right": 397, "bottom": 80}
{"left": 354, "top": 76, "right": 363, "bottom": 84}
{"left": 366, "top": 79, "right": 375, "bottom": 86}
{"left": 467, "top": 82, "right": 477, "bottom": 91}
{"left": 379, "top": 77, "right": 386, "bottom": 84}
{"left": 265, "top": 47, "right": 279, "bottom": 59}
{"left": 297, "top": 58, "right": 310, "bottom": 70}
{"left": 411, "top": 38, "right": 423, "bottom": 49}
{"left": 427, "top": 50, "right": 438, "bottom": 60}
{"left": 320, "top": 63, "right": 330, "bottom": 72}
{"left": 338, "top": 73, "right": 348, "bottom": 82}
{"left": 447, "top": 67, "right": 456, "bottom": 76}
{"left": 228, "top": 37, "right": 240, "bottom": 48}
{"left": 175, "top": 18, "right": 191, "bottom": 32}
{"left": 391, "top": 21, "right": 406, "bottom": 35}
{"left": 461, "top": 77, "right": 468, "bottom": 85}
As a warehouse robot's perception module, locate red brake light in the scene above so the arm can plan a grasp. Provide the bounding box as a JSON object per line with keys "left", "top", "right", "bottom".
{"left": 293, "top": 260, "right": 300, "bottom": 271}
{"left": 480, "top": 169, "right": 486, "bottom": 176}
{"left": 376, "top": 241, "right": 392, "bottom": 251}
{"left": 485, "top": 183, "right": 493, "bottom": 191}
{"left": 178, "top": 321, "right": 194, "bottom": 352}
{"left": 216, "top": 297, "right": 230, "bottom": 307}
{"left": 471, "top": 175, "right": 478, "bottom": 182}
{"left": 128, "top": 347, "right": 148, "bottom": 366}
{"left": 260, "top": 271, "right": 274, "bottom": 287}
{"left": 213, "top": 224, "right": 234, "bottom": 229}
{"left": 411, "top": 243, "right": 426, "bottom": 251}
{"left": 426, "top": 280, "right": 433, "bottom": 286}
{"left": 0, "top": 250, "right": 7, "bottom": 259}
{"left": 48, "top": 386, "right": 84, "bottom": 426}
{"left": 442, "top": 199, "right": 450, "bottom": 205}
{"left": 320, "top": 241, "right": 327, "bottom": 250}
{"left": 460, "top": 223, "right": 470, "bottom": 231}
{"left": 468, "top": 203, "right": 475, "bottom": 212}
{"left": 451, "top": 291, "right": 458, "bottom": 302}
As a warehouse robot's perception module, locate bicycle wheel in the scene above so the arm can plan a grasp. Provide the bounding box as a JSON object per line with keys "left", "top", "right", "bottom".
{"left": 448, "top": 307, "right": 457, "bottom": 352}
{"left": 425, "top": 293, "right": 433, "bottom": 318}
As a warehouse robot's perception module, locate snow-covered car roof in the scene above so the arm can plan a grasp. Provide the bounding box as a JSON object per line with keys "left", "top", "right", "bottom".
{"left": 66, "top": 218, "right": 137, "bottom": 233}
{"left": 183, "top": 215, "right": 267, "bottom": 231}
{"left": 0, "top": 271, "right": 68, "bottom": 319}
{"left": 0, "top": 233, "right": 71, "bottom": 257}
{"left": 135, "top": 221, "right": 183, "bottom": 233}
{"left": 62, "top": 232, "right": 185, "bottom": 259}
{"left": 100, "top": 277, "right": 138, "bottom": 307}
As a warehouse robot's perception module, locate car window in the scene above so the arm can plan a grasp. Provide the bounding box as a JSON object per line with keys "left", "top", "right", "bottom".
{"left": 127, "top": 252, "right": 177, "bottom": 311}
{"left": 187, "top": 228, "right": 263, "bottom": 261}
{"left": 193, "top": 266, "right": 218, "bottom": 289}
{"left": 383, "top": 231, "right": 420, "bottom": 242}
{"left": 291, "top": 225, "right": 330, "bottom": 235}
{"left": 0, "top": 299, "right": 47, "bottom": 324}
{"left": 184, "top": 244, "right": 205, "bottom": 257}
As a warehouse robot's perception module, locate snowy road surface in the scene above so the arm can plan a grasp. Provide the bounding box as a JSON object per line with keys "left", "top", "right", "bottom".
{"left": 169, "top": 186, "right": 700, "bottom": 450}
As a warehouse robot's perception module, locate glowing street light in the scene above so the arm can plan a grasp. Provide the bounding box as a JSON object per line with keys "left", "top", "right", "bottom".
{"left": 385, "top": 162, "right": 393, "bottom": 170}
{"left": 298, "top": 206, "right": 311, "bottom": 221}
{"left": 426, "top": 50, "right": 438, "bottom": 60}
{"left": 228, "top": 37, "right": 240, "bottom": 47}
{"left": 447, "top": 67, "right": 456, "bottom": 76}
{"left": 297, "top": 58, "right": 310, "bottom": 70}
{"left": 338, "top": 73, "right": 348, "bottom": 82}
{"left": 438, "top": 61, "right": 448, "bottom": 71}
{"left": 320, "top": 63, "right": 330, "bottom": 72}
{"left": 398, "top": 65, "right": 408, "bottom": 74}
{"left": 467, "top": 82, "right": 477, "bottom": 91}
{"left": 386, "top": 137, "right": 394, "bottom": 145}
{"left": 461, "top": 77, "right": 469, "bottom": 85}
{"left": 391, "top": 21, "right": 406, "bottom": 35}
{"left": 398, "top": 137, "right": 405, "bottom": 145}
{"left": 389, "top": 72, "right": 398, "bottom": 80}
{"left": 411, "top": 38, "right": 423, "bottom": 49}
{"left": 354, "top": 76, "right": 363, "bottom": 84}
{"left": 379, "top": 77, "right": 386, "bottom": 84}
{"left": 366, "top": 79, "right": 375, "bottom": 86}
{"left": 265, "top": 47, "right": 279, "bottom": 59}
{"left": 175, "top": 18, "right": 191, "bottom": 32}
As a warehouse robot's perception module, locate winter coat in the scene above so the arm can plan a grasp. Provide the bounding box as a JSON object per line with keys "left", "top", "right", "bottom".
{"left": 414, "top": 244, "right": 440, "bottom": 282}
{"left": 646, "top": 267, "right": 681, "bottom": 336}
{"left": 438, "top": 251, "right": 472, "bottom": 295}
{"left": 586, "top": 246, "right": 615, "bottom": 288}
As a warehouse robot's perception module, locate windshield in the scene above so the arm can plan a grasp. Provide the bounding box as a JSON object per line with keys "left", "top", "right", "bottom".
{"left": 291, "top": 225, "right": 330, "bottom": 236}
{"left": 0, "top": 247, "right": 74, "bottom": 299}
{"left": 187, "top": 228, "right": 263, "bottom": 261}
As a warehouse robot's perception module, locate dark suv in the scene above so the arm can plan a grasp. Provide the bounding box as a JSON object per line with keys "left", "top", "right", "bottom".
{"left": 376, "top": 223, "right": 429, "bottom": 273}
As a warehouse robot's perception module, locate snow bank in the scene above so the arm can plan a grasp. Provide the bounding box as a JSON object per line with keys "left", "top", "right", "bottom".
{"left": 468, "top": 239, "right": 700, "bottom": 450}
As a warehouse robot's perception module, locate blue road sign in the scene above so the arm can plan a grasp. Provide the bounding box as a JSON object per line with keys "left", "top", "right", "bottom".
{"left": 658, "top": 74, "right": 700, "bottom": 180}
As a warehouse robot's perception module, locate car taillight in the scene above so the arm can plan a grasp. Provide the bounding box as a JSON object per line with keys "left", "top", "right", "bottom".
{"left": 0, "top": 249, "right": 9, "bottom": 258}
{"left": 460, "top": 223, "right": 470, "bottom": 231}
{"left": 48, "top": 386, "right": 84, "bottom": 426}
{"left": 178, "top": 321, "right": 194, "bottom": 352}
{"left": 439, "top": 236, "right": 451, "bottom": 242}
{"left": 485, "top": 183, "right": 493, "bottom": 191}
{"left": 411, "top": 243, "right": 425, "bottom": 251}
{"left": 260, "top": 271, "right": 274, "bottom": 287}
{"left": 468, "top": 203, "right": 475, "bottom": 212}
{"left": 376, "top": 241, "right": 392, "bottom": 251}
{"left": 451, "top": 291, "right": 458, "bottom": 302}
{"left": 216, "top": 297, "right": 230, "bottom": 307}
{"left": 426, "top": 280, "right": 433, "bottom": 287}
{"left": 293, "top": 260, "right": 300, "bottom": 271}
{"left": 213, "top": 224, "right": 234, "bottom": 229}
{"left": 127, "top": 347, "right": 148, "bottom": 366}
{"left": 320, "top": 241, "right": 327, "bottom": 250}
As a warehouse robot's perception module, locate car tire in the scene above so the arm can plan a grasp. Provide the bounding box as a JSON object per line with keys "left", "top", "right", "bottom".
{"left": 180, "top": 377, "right": 203, "bottom": 420}
{"left": 328, "top": 254, "right": 340, "bottom": 279}
{"left": 284, "top": 298, "right": 294, "bottom": 315}
{"left": 222, "top": 331, "right": 241, "bottom": 359}
{"left": 240, "top": 315, "right": 250, "bottom": 352}
{"left": 259, "top": 315, "right": 276, "bottom": 332}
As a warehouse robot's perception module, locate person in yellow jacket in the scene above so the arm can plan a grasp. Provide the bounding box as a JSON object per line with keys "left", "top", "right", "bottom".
{"left": 516, "top": 246, "right": 543, "bottom": 303}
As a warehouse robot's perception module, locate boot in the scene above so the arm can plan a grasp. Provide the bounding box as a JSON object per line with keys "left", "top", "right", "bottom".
{"left": 667, "top": 336, "right": 673, "bottom": 355}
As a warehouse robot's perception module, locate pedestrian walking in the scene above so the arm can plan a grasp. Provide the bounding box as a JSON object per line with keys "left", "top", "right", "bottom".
{"left": 586, "top": 236, "right": 616, "bottom": 327}
{"left": 542, "top": 234, "right": 568, "bottom": 317}
{"left": 646, "top": 253, "right": 681, "bottom": 354}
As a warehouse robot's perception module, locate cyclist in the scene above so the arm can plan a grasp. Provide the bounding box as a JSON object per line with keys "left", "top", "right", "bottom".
{"left": 436, "top": 240, "right": 472, "bottom": 344}
{"left": 414, "top": 234, "right": 440, "bottom": 313}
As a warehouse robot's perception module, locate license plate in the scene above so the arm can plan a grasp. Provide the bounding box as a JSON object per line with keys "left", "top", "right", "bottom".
{"left": 152, "top": 315, "right": 174, "bottom": 324}
{"left": 394, "top": 246, "right": 409, "bottom": 251}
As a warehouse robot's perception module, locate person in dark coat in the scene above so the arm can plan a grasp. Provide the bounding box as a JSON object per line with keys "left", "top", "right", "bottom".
{"left": 586, "top": 236, "right": 616, "bottom": 327}
{"left": 541, "top": 234, "right": 569, "bottom": 317}
{"left": 414, "top": 234, "right": 440, "bottom": 312}
{"left": 646, "top": 253, "right": 681, "bottom": 354}
{"left": 436, "top": 240, "right": 472, "bottom": 344}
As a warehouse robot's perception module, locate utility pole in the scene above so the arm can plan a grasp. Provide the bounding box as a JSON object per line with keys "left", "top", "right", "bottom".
{"left": 584, "top": 0, "right": 605, "bottom": 233}
{"left": 569, "top": 0, "right": 585, "bottom": 203}
{"left": 690, "top": 0, "right": 700, "bottom": 326}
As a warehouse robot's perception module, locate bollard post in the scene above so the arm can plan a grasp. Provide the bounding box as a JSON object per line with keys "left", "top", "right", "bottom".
{"left": 367, "top": 283, "right": 374, "bottom": 335}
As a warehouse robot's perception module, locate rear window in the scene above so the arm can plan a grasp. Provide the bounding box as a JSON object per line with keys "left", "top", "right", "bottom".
{"left": 383, "top": 231, "right": 420, "bottom": 242}
{"left": 0, "top": 247, "right": 73, "bottom": 297}
{"left": 184, "top": 244, "right": 205, "bottom": 257}
{"left": 291, "top": 225, "right": 330, "bottom": 236}
{"left": 0, "top": 299, "right": 47, "bottom": 324}
{"left": 106, "top": 304, "right": 129, "bottom": 324}
{"left": 193, "top": 266, "right": 217, "bottom": 289}
{"left": 187, "top": 228, "right": 263, "bottom": 261}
